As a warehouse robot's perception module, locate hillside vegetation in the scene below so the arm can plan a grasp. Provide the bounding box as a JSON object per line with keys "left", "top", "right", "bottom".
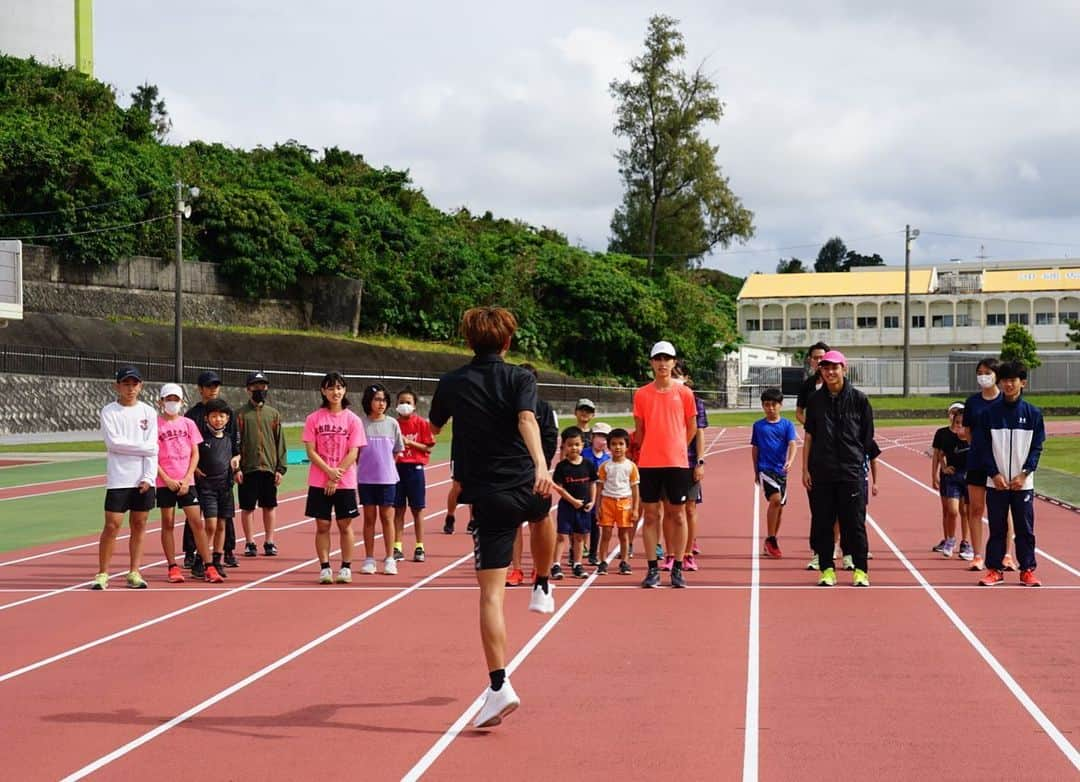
{"left": 0, "top": 55, "right": 744, "bottom": 381}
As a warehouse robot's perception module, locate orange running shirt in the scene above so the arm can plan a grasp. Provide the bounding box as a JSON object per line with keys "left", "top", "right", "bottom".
{"left": 632, "top": 382, "right": 697, "bottom": 468}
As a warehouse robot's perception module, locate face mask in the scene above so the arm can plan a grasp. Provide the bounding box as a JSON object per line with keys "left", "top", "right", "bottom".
{"left": 976, "top": 374, "right": 995, "bottom": 389}
{"left": 396, "top": 403, "right": 415, "bottom": 417}
{"left": 163, "top": 401, "right": 182, "bottom": 415}
{"left": 251, "top": 389, "right": 267, "bottom": 404}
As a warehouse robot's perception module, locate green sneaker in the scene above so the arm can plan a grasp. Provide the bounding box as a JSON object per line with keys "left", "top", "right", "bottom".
{"left": 125, "top": 571, "right": 148, "bottom": 589}
{"left": 852, "top": 568, "right": 870, "bottom": 587}
{"left": 90, "top": 572, "right": 108, "bottom": 590}
{"left": 817, "top": 567, "right": 837, "bottom": 587}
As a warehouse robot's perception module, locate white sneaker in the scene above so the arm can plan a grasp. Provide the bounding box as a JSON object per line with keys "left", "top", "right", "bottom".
{"left": 528, "top": 583, "right": 555, "bottom": 614}
{"left": 472, "top": 680, "right": 520, "bottom": 729}
{"left": 359, "top": 557, "right": 377, "bottom": 575}
{"left": 383, "top": 557, "right": 398, "bottom": 575}
{"left": 319, "top": 567, "right": 333, "bottom": 584}
{"left": 942, "top": 538, "right": 956, "bottom": 558}
{"left": 336, "top": 566, "right": 352, "bottom": 583}
{"left": 842, "top": 554, "right": 855, "bottom": 571}
{"left": 805, "top": 554, "right": 819, "bottom": 571}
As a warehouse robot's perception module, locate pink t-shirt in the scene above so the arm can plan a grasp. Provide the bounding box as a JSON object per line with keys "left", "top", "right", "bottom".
{"left": 156, "top": 415, "right": 203, "bottom": 487}
{"left": 302, "top": 407, "right": 367, "bottom": 488}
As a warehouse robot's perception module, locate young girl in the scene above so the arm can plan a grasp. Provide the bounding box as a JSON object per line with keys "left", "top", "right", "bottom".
{"left": 393, "top": 386, "right": 436, "bottom": 563}
{"left": 156, "top": 383, "right": 222, "bottom": 584}
{"left": 931, "top": 403, "right": 970, "bottom": 558}
{"left": 357, "top": 383, "right": 405, "bottom": 575}
{"left": 303, "top": 372, "right": 366, "bottom": 584}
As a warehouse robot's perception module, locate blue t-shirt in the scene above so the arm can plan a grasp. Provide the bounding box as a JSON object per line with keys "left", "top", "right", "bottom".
{"left": 751, "top": 418, "right": 797, "bottom": 475}
{"left": 962, "top": 391, "right": 1001, "bottom": 471}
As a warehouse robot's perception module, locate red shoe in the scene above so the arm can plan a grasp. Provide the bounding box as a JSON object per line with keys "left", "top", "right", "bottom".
{"left": 506, "top": 568, "right": 524, "bottom": 586}
{"left": 167, "top": 564, "right": 185, "bottom": 583}
{"left": 1019, "top": 568, "right": 1041, "bottom": 587}
{"left": 978, "top": 568, "right": 1004, "bottom": 586}
{"left": 763, "top": 539, "right": 783, "bottom": 558}
{"left": 204, "top": 564, "right": 224, "bottom": 584}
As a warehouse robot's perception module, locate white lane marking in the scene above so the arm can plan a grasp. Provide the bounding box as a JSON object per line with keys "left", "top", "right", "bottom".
{"left": 5, "top": 583, "right": 1079, "bottom": 593}
{"left": 878, "top": 458, "right": 1080, "bottom": 579}
{"left": 742, "top": 481, "right": 761, "bottom": 782}
{"left": 0, "top": 484, "right": 101, "bottom": 503}
{"left": 867, "top": 511, "right": 1080, "bottom": 773}
{"left": 58, "top": 550, "right": 474, "bottom": 782}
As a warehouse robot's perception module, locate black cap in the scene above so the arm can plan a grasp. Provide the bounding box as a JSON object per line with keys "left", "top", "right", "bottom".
{"left": 204, "top": 398, "right": 230, "bottom": 414}
{"left": 197, "top": 370, "right": 222, "bottom": 387}
{"left": 115, "top": 366, "right": 142, "bottom": 382}
{"left": 245, "top": 371, "right": 269, "bottom": 386}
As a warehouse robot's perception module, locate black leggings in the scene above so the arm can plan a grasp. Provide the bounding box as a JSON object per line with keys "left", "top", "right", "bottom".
{"left": 809, "top": 480, "right": 868, "bottom": 572}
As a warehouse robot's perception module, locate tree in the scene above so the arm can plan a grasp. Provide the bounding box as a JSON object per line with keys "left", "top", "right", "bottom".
{"left": 1067, "top": 319, "right": 1080, "bottom": 350}
{"left": 776, "top": 257, "right": 807, "bottom": 274}
{"left": 815, "top": 237, "right": 847, "bottom": 272}
{"left": 1000, "top": 323, "right": 1041, "bottom": 368}
{"left": 842, "top": 250, "right": 885, "bottom": 270}
{"left": 608, "top": 15, "right": 753, "bottom": 273}
{"left": 129, "top": 82, "right": 172, "bottom": 140}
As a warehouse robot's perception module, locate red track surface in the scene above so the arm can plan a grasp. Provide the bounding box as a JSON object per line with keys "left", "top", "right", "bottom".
{"left": 2, "top": 427, "right": 1078, "bottom": 780}
{"left": 0, "top": 458, "right": 44, "bottom": 468}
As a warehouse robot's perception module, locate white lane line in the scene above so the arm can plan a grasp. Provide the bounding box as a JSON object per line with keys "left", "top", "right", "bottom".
{"left": 58, "top": 550, "right": 474, "bottom": 782}
{"left": 0, "top": 484, "right": 101, "bottom": 503}
{"left": 742, "top": 482, "right": 761, "bottom": 782}
{"left": 878, "top": 458, "right": 1080, "bottom": 579}
{"left": 0, "top": 470, "right": 103, "bottom": 493}
{"left": 867, "top": 512, "right": 1080, "bottom": 773}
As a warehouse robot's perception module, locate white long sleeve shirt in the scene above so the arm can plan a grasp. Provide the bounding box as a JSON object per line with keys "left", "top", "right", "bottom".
{"left": 101, "top": 401, "right": 158, "bottom": 489}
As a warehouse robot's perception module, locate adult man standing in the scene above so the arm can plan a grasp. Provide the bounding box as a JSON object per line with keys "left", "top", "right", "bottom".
{"left": 795, "top": 342, "right": 829, "bottom": 426}
{"left": 801, "top": 350, "right": 875, "bottom": 587}
{"left": 633, "top": 340, "right": 698, "bottom": 589}
{"left": 428, "top": 307, "right": 554, "bottom": 729}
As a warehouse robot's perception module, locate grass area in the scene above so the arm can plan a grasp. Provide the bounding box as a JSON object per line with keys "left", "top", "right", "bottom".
{"left": 1041, "top": 436, "right": 1080, "bottom": 476}
{"left": 0, "top": 457, "right": 105, "bottom": 488}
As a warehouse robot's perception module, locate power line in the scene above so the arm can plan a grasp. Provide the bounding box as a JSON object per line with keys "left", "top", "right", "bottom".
{"left": 0, "top": 214, "right": 171, "bottom": 241}
{"left": 919, "top": 230, "right": 1075, "bottom": 248}
{"left": 0, "top": 188, "right": 167, "bottom": 219}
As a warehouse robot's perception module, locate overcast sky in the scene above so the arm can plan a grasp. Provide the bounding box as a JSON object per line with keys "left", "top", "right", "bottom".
{"left": 95, "top": 1, "right": 1080, "bottom": 277}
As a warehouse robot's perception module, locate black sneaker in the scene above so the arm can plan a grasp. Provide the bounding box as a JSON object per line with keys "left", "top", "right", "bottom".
{"left": 393, "top": 548, "right": 404, "bottom": 561}
{"left": 182, "top": 552, "right": 195, "bottom": 570}
{"left": 191, "top": 555, "right": 206, "bottom": 579}
{"left": 642, "top": 567, "right": 661, "bottom": 588}
{"left": 244, "top": 542, "right": 257, "bottom": 557}
{"left": 587, "top": 554, "right": 599, "bottom": 566}
{"left": 618, "top": 560, "right": 632, "bottom": 575}
{"left": 443, "top": 514, "right": 455, "bottom": 534}
{"left": 224, "top": 551, "right": 239, "bottom": 568}
{"left": 263, "top": 541, "right": 278, "bottom": 556}
{"left": 596, "top": 561, "right": 608, "bottom": 576}
{"left": 670, "top": 568, "right": 687, "bottom": 589}
{"left": 212, "top": 559, "right": 228, "bottom": 579}
{"left": 550, "top": 563, "right": 564, "bottom": 581}
{"left": 572, "top": 562, "right": 587, "bottom": 579}
{"left": 413, "top": 546, "right": 425, "bottom": 563}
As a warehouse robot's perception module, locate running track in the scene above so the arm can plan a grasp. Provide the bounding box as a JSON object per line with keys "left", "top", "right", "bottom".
{"left": 1, "top": 425, "right": 1078, "bottom": 780}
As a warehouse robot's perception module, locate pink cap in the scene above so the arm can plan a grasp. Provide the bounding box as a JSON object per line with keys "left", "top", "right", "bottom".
{"left": 819, "top": 350, "right": 847, "bottom": 366}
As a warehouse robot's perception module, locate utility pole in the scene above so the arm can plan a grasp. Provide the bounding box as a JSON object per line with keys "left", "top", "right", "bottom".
{"left": 174, "top": 181, "right": 183, "bottom": 383}
{"left": 903, "top": 224, "right": 919, "bottom": 397}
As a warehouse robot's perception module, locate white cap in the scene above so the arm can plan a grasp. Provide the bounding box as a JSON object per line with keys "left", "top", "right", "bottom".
{"left": 592, "top": 422, "right": 612, "bottom": 435}
{"left": 650, "top": 340, "right": 676, "bottom": 358}
{"left": 159, "top": 382, "right": 185, "bottom": 400}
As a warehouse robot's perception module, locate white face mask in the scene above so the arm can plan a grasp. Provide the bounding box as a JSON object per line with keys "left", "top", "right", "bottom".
{"left": 396, "top": 403, "right": 415, "bottom": 417}
{"left": 976, "top": 374, "right": 996, "bottom": 389}
{"left": 163, "top": 400, "right": 182, "bottom": 415}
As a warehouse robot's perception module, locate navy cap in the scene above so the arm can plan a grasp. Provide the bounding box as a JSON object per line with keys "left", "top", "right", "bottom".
{"left": 245, "top": 371, "right": 269, "bottom": 386}
{"left": 115, "top": 366, "right": 142, "bottom": 382}
{"left": 197, "top": 370, "right": 222, "bottom": 387}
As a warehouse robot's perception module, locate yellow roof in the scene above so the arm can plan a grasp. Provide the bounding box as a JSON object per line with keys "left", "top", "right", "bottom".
{"left": 738, "top": 270, "right": 933, "bottom": 299}
{"left": 982, "top": 268, "right": 1080, "bottom": 292}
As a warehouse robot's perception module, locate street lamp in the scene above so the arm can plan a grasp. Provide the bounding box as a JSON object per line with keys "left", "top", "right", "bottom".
{"left": 902, "top": 224, "right": 920, "bottom": 397}
{"left": 174, "top": 181, "right": 199, "bottom": 382}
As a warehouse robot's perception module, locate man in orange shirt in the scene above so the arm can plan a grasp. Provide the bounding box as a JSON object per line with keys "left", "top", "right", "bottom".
{"left": 633, "top": 341, "right": 698, "bottom": 588}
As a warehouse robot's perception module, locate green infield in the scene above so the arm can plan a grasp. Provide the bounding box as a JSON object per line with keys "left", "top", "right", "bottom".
{"left": 0, "top": 458, "right": 106, "bottom": 489}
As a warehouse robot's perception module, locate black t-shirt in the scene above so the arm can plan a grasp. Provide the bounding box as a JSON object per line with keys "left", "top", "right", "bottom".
{"left": 429, "top": 353, "right": 539, "bottom": 503}
{"left": 196, "top": 433, "right": 234, "bottom": 489}
{"left": 932, "top": 427, "right": 969, "bottom": 472}
{"left": 186, "top": 400, "right": 241, "bottom": 457}
{"left": 553, "top": 458, "right": 598, "bottom": 504}
{"left": 804, "top": 380, "right": 875, "bottom": 483}
{"left": 796, "top": 372, "right": 822, "bottom": 411}
{"left": 537, "top": 397, "right": 558, "bottom": 466}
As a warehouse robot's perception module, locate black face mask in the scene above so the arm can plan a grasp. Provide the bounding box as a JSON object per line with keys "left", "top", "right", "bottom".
{"left": 251, "top": 389, "right": 267, "bottom": 404}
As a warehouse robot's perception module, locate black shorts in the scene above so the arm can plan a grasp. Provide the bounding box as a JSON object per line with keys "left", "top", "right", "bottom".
{"left": 305, "top": 485, "right": 360, "bottom": 521}
{"left": 238, "top": 471, "right": 279, "bottom": 510}
{"left": 638, "top": 467, "right": 693, "bottom": 505}
{"left": 966, "top": 469, "right": 988, "bottom": 488}
{"left": 197, "top": 482, "right": 235, "bottom": 519}
{"left": 471, "top": 484, "right": 552, "bottom": 570}
{"left": 104, "top": 487, "right": 156, "bottom": 514}
{"left": 759, "top": 470, "right": 788, "bottom": 505}
{"left": 394, "top": 463, "right": 427, "bottom": 509}
{"left": 156, "top": 485, "right": 200, "bottom": 509}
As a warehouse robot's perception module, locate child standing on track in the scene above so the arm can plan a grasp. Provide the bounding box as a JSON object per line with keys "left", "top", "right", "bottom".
{"left": 974, "top": 361, "right": 1045, "bottom": 587}
{"left": 751, "top": 388, "right": 797, "bottom": 559}
{"left": 195, "top": 398, "right": 237, "bottom": 578}
{"left": 581, "top": 422, "right": 611, "bottom": 566}
{"left": 552, "top": 426, "right": 598, "bottom": 579}
{"left": 304, "top": 372, "right": 366, "bottom": 584}
{"left": 357, "top": 383, "right": 405, "bottom": 575}
{"left": 94, "top": 366, "right": 158, "bottom": 590}
{"left": 237, "top": 372, "right": 287, "bottom": 557}
{"left": 931, "top": 402, "right": 970, "bottom": 559}
{"left": 595, "top": 428, "right": 640, "bottom": 575}
{"left": 393, "top": 386, "right": 436, "bottom": 563}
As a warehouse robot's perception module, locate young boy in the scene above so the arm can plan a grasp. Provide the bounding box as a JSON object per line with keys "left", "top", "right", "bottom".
{"left": 552, "top": 426, "right": 598, "bottom": 579}
{"left": 581, "top": 422, "right": 611, "bottom": 565}
{"left": 751, "top": 388, "right": 797, "bottom": 558}
{"left": 94, "top": 366, "right": 158, "bottom": 590}
{"left": 237, "top": 371, "right": 287, "bottom": 556}
{"left": 931, "top": 402, "right": 970, "bottom": 559}
{"left": 596, "top": 428, "right": 640, "bottom": 575}
{"left": 196, "top": 397, "right": 238, "bottom": 578}
{"left": 975, "top": 360, "right": 1045, "bottom": 587}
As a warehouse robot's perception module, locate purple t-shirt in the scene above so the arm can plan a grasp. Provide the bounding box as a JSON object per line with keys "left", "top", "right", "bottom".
{"left": 356, "top": 415, "right": 404, "bottom": 485}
